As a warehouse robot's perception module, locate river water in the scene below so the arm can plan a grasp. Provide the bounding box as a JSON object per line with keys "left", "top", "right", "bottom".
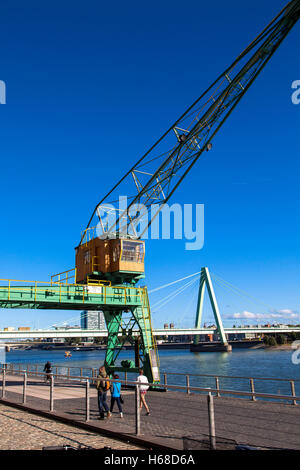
{"left": 2, "top": 346, "right": 300, "bottom": 399}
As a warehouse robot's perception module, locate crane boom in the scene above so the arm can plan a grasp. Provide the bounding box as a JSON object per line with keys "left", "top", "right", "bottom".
{"left": 69, "top": 0, "right": 300, "bottom": 383}
{"left": 81, "top": 0, "right": 300, "bottom": 243}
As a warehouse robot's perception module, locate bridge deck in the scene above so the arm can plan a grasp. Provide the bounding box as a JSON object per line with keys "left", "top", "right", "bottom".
{"left": 1, "top": 374, "right": 300, "bottom": 450}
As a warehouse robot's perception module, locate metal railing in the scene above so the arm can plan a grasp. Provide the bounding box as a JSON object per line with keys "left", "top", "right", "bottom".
{"left": 0, "top": 279, "right": 144, "bottom": 306}
{"left": 161, "top": 370, "right": 300, "bottom": 403}
{"left": 2, "top": 362, "right": 299, "bottom": 405}
{"left": 51, "top": 268, "right": 77, "bottom": 286}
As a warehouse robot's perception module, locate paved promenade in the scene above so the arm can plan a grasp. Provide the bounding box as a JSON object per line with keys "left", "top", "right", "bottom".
{"left": 0, "top": 402, "right": 143, "bottom": 450}
{"left": 1, "top": 373, "right": 300, "bottom": 450}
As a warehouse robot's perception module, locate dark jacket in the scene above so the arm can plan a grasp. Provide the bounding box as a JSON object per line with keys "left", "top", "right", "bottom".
{"left": 44, "top": 362, "right": 52, "bottom": 373}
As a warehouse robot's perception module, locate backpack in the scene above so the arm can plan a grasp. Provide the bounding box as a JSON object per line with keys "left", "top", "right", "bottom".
{"left": 96, "top": 375, "right": 110, "bottom": 391}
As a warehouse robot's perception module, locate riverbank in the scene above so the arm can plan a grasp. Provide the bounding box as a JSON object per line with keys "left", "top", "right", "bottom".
{"left": 263, "top": 343, "right": 294, "bottom": 351}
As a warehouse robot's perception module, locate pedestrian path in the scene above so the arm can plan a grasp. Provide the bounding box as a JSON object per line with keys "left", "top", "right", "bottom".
{"left": 0, "top": 402, "right": 143, "bottom": 450}
{"left": 2, "top": 373, "right": 300, "bottom": 450}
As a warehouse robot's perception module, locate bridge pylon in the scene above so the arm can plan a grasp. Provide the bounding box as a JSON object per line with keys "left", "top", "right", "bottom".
{"left": 193, "top": 267, "right": 232, "bottom": 352}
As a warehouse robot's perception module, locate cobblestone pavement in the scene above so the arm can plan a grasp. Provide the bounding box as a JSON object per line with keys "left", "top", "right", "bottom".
{"left": 0, "top": 403, "right": 143, "bottom": 450}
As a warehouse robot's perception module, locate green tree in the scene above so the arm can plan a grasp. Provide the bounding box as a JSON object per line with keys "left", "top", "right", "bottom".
{"left": 264, "top": 335, "right": 277, "bottom": 346}
{"left": 65, "top": 337, "right": 81, "bottom": 345}
{"left": 276, "top": 334, "right": 286, "bottom": 345}
{"left": 288, "top": 332, "right": 297, "bottom": 342}
{"left": 268, "top": 336, "right": 277, "bottom": 346}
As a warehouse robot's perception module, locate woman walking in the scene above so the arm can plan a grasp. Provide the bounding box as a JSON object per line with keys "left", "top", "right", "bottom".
{"left": 110, "top": 374, "right": 123, "bottom": 418}
{"left": 96, "top": 365, "right": 111, "bottom": 420}
{"left": 137, "top": 368, "right": 150, "bottom": 415}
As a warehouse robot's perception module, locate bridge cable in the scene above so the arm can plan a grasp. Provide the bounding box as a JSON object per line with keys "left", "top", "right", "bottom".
{"left": 210, "top": 272, "right": 275, "bottom": 311}
{"left": 148, "top": 271, "right": 201, "bottom": 294}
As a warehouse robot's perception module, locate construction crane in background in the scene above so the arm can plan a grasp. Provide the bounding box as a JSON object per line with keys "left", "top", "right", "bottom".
{"left": 70, "top": 0, "right": 300, "bottom": 381}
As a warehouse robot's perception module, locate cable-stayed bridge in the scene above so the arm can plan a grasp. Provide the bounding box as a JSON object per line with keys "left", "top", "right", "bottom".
{"left": 0, "top": 268, "right": 298, "bottom": 355}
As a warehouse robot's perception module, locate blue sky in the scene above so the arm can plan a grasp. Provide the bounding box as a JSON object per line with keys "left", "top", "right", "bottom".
{"left": 0, "top": 0, "right": 299, "bottom": 329}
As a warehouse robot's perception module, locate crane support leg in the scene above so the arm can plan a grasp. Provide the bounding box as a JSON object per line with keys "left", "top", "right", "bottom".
{"left": 103, "top": 287, "right": 160, "bottom": 383}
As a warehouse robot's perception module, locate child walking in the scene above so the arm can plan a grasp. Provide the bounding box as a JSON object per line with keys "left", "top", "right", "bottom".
{"left": 110, "top": 373, "right": 123, "bottom": 418}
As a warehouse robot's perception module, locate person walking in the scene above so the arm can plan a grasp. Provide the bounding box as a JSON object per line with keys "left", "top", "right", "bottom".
{"left": 96, "top": 365, "right": 111, "bottom": 420}
{"left": 110, "top": 374, "right": 123, "bottom": 418}
{"left": 43, "top": 361, "right": 52, "bottom": 383}
{"left": 137, "top": 368, "right": 150, "bottom": 415}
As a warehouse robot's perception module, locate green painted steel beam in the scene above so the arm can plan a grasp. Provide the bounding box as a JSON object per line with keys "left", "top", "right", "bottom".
{"left": 0, "top": 282, "right": 160, "bottom": 383}
{"left": 0, "top": 284, "right": 144, "bottom": 310}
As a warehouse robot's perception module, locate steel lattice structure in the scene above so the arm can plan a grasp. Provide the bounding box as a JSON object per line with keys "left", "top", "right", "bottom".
{"left": 81, "top": 0, "right": 300, "bottom": 243}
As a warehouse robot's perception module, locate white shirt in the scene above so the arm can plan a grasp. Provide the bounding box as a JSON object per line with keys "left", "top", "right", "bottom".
{"left": 137, "top": 374, "right": 149, "bottom": 391}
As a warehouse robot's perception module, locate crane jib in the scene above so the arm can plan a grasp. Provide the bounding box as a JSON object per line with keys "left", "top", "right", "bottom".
{"left": 81, "top": 0, "right": 300, "bottom": 243}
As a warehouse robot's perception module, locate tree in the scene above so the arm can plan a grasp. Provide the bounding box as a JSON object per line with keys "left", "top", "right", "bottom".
{"left": 276, "top": 334, "right": 286, "bottom": 345}
{"left": 268, "top": 336, "right": 277, "bottom": 346}
{"left": 65, "top": 337, "right": 81, "bottom": 345}
{"left": 264, "top": 335, "right": 277, "bottom": 346}
{"left": 288, "top": 332, "right": 297, "bottom": 342}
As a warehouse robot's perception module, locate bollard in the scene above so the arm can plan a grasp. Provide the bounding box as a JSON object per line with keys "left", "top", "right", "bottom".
{"left": 186, "top": 375, "right": 190, "bottom": 395}
{"left": 50, "top": 374, "right": 54, "bottom": 411}
{"left": 135, "top": 384, "right": 141, "bottom": 436}
{"left": 125, "top": 371, "right": 128, "bottom": 386}
{"left": 2, "top": 368, "right": 6, "bottom": 398}
{"left": 80, "top": 368, "right": 83, "bottom": 379}
{"left": 207, "top": 392, "right": 216, "bottom": 450}
{"left": 23, "top": 372, "right": 27, "bottom": 404}
{"left": 215, "top": 377, "right": 221, "bottom": 398}
{"left": 250, "top": 378, "right": 256, "bottom": 401}
{"left": 85, "top": 380, "right": 90, "bottom": 421}
{"left": 290, "top": 380, "right": 297, "bottom": 406}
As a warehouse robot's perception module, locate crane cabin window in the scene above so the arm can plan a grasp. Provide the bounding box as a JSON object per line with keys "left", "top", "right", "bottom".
{"left": 121, "top": 241, "right": 144, "bottom": 263}
{"left": 83, "top": 250, "right": 90, "bottom": 264}
{"left": 113, "top": 243, "right": 121, "bottom": 262}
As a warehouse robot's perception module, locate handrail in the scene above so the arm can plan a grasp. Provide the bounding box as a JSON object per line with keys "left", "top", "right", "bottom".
{"left": 162, "top": 371, "right": 300, "bottom": 383}
{"left": 51, "top": 268, "right": 77, "bottom": 286}
{"left": 1, "top": 366, "right": 299, "bottom": 404}
{"left": 8, "top": 363, "right": 300, "bottom": 384}
{"left": 3, "top": 363, "right": 299, "bottom": 404}
{"left": 0, "top": 280, "right": 143, "bottom": 305}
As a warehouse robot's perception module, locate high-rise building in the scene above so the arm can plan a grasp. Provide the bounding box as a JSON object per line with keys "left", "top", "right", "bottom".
{"left": 80, "top": 311, "right": 106, "bottom": 330}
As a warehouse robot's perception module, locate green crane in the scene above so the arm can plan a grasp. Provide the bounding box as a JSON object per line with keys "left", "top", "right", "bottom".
{"left": 75, "top": 0, "right": 299, "bottom": 380}
{"left": 0, "top": 0, "right": 299, "bottom": 383}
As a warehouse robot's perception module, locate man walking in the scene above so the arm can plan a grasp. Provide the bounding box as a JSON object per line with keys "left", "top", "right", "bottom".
{"left": 96, "top": 365, "right": 111, "bottom": 420}
{"left": 43, "top": 361, "right": 52, "bottom": 384}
